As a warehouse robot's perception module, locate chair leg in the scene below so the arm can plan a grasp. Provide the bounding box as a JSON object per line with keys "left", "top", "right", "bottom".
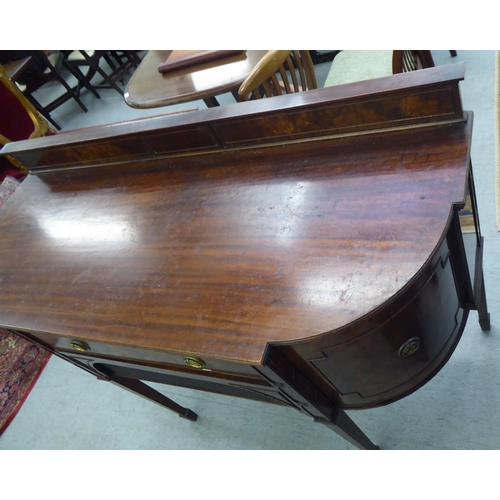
{"left": 40, "top": 52, "right": 88, "bottom": 113}
{"left": 125, "top": 51, "right": 142, "bottom": 66}
{"left": 103, "top": 52, "right": 131, "bottom": 84}
{"left": 79, "top": 51, "right": 125, "bottom": 96}
{"left": 63, "top": 60, "right": 100, "bottom": 99}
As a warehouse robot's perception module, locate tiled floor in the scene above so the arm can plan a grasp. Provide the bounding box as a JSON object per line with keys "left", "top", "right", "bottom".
{"left": 1, "top": 50, "right": 499, "bottom": 450}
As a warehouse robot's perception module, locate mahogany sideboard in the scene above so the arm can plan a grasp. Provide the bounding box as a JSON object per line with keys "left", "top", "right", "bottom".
{"left": 0, "top": 63, "right": 490, "bottom": 449}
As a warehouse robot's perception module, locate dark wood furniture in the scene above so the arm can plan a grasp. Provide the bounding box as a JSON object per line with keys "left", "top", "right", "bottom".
{"left": 0, "top": 63, "right": 489, "bottom": 449}
{"left": 2, "top": 56, "right": 33, "bottom": 81}
{"left": 124, "top": 50, "right": 268, "bottom": 109}
{"left": 9, "top": 51, "right": 89, "bottom": 131}
{"left": 62, "top": 50, "right": 142, "bottom": 98}
{"left": 309, "top": 50, "right": 340, "bottom": 65}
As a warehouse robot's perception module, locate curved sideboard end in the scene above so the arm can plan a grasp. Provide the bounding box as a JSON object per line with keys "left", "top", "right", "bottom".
{"left": 269, "top": 214, "right": 468, "bottom": 409}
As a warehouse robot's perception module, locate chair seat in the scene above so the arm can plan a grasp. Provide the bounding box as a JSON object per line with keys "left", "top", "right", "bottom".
{"left": 324, "top": 50, "right": 394, "bottom": 87}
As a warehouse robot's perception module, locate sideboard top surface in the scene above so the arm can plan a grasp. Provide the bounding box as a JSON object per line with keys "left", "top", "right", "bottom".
{"left": 0, "top": 114, "right": 471, "bottom": 363}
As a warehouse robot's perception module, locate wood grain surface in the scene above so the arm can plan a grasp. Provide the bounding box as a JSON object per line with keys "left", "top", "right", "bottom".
{"left": 124, "top": 50, "right": 268, "bottom": 108}
{"left": 0, "top": 118, "right": 470, "bottom": 364}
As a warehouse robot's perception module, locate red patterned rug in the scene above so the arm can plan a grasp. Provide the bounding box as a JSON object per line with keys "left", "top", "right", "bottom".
{"left": 0, "top": 176, "right": 51, "bottom": 435}
{"left": 0, "top": 329, "right": 51, "bottom": 435}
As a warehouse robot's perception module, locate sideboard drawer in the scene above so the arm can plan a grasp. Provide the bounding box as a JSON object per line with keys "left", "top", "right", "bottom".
{"left": 11, "top": 329, "right": 259, "bottom": 379}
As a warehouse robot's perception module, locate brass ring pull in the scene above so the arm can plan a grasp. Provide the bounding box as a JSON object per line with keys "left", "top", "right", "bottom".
{"left": 70, "top": 340, "right": 91, "bottom": 352}
{"left": 183, "top": 356, "right": 206, "bottom": 369}
{"left": 398, "top": 337, "right": 420, "bottom": 358}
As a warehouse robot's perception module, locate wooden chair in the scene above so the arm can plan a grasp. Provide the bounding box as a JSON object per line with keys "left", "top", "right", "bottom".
{"left": 0, "top": 64, "right": 55, "bottom": 182}
{"left": 2, "top": 51, "right": 91, "bottom": 131}
{"left": 62, "top": 51, "right": 142, "bottom": 97}
{"left": 1, "top": 60, "right": 192, "bottom": 184}
{"left": 108, "top": 51, "right": 143, "bottom": 70}
{"left": 238, "top": 50, "right": 318, "bottom": 101}
{"left": 324, "top": 50, "right": 435, "bottom": 87}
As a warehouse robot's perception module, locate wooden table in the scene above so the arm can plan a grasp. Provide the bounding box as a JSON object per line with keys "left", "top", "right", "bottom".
{"left": 124, "top": 50, "right": 267, "bottom": 109}
{"left": 0, "top": 63, "right": 490, "bottom": 449}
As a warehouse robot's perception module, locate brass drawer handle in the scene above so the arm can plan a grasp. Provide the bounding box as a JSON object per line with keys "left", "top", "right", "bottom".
{"left": 183, "top": 356, "right": 205, "bottom": 369}
{"left": 70, "top": 340, "right": 91, "bottom": 353}
{"left": 398, "top": 337, "right": 420, "bottom": 358}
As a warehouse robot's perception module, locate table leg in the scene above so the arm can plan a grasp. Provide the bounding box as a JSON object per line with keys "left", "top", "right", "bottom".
{"left": 231, "top": 88, "right": 241, "bottom": 102}
{"left": 309, "top": 50, "right": 340, "bottom": 65}
{"left": 106, "top": 373, "right": 198, "bottom": 421}
{"left": 315, "top": 410, "right": 380, "bottom": 450}
{"left": 203, "top": 97, "right": 220, "bottom": 108}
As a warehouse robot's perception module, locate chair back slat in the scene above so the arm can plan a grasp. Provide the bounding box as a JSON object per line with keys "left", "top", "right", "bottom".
{"left": 402, "top": 50, "right": 418, "bottom": 72}
{"left": 292, "top": 51, "right": 306, "bottom": 90}
{"left": 277, "top": 67, "right": 292, "bottom": 94}
{"left": 285, "top": 55, "right": 300, "bottom": 92}
{"left": 262, "top": 79, "right": 274, "bottom": 97}
{"left": 393, "top": 50, "right": 435, "bottom": 74}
